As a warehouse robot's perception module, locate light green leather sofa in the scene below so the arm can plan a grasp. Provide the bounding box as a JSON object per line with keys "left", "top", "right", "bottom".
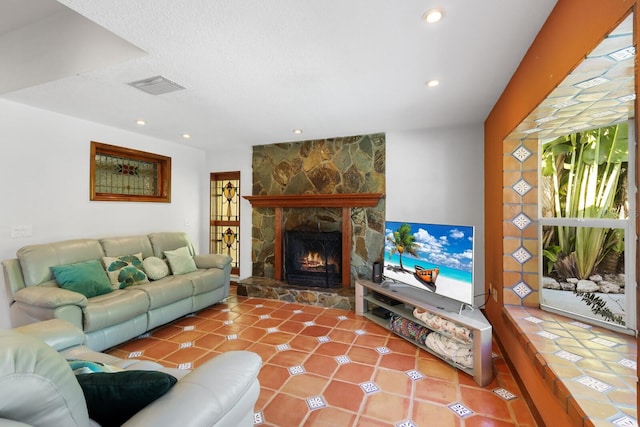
{"left": 0, "top": 319, "right": 261, "bottom": 427}
{"left": 2, "top": 232, "right": 232, "bottom": 351}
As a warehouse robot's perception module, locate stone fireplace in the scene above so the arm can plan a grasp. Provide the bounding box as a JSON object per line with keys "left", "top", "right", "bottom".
{"left": 246, "top": 134, "right": 386, "bottom": 292}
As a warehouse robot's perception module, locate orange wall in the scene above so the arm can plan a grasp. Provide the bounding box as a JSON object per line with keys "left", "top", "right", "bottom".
{"left": 484, "top": 0, "right": 637, "bottom": 422}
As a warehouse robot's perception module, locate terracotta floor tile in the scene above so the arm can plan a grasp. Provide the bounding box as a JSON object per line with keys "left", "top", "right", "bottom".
{"left": 360, "top": 391, "right": 410, "bottom": 424}
{"left": 109, "top": 288, "right": 548, "bottom": 427}
{"left": 280, "top": 372, "right": 329, "bottom": 397}
{"left": 323, "top": 380, "right": 365, "bottom": 413}
{"left": 333, "top": 362, "right": 375, "bottom": 384}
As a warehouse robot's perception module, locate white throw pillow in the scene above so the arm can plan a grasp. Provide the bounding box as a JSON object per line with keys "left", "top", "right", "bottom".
{"left": 142, "top": 256, "right": 170, "bottom": 280}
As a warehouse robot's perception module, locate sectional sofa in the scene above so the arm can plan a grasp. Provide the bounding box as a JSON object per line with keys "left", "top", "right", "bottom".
{"left": 2, "top": 232, "right": 232, "bottom": 351}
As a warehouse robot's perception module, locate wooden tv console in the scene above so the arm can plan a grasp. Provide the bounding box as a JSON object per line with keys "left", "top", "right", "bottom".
{"left": 355, "top": 279, "right": 493, "bottom": 386}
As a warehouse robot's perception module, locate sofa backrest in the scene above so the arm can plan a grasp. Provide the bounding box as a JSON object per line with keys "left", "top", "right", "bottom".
{"left": 17, "top": 239, "right": 105, "bottom": 287}
{"left": 99, "top": 235, "right": 154, "bottom": 259}
{"left": 148, "top": 232, "right": 196, "bottom": 258}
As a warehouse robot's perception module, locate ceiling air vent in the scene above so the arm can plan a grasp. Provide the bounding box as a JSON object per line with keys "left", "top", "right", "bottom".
{"left": 128, "top": 75, "right": 185, "bottom": 95}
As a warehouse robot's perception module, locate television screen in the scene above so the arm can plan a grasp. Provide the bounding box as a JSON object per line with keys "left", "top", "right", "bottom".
{"left": 384, "top": 221, "right": 475, "bottom": 306}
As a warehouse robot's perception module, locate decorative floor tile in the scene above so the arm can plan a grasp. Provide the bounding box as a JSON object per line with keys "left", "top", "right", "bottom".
{"left": 317, "top": 336, "right": 331, "bottom": 343}
{"left": 223, "top": 320, "right": 234, "bottom": 325}
{"left": 177, "top": 362, "right": 192, "bottom": 370}
{"left": 179, "top": 342, "right": 193, "bottom": 349}
{"left": 183, "top": 325, "right": 195, "bottom": 331}
{"left": 577, "top": 375, "right": 612, "bottom": 393}
{"left": 611, "top": 415, "right": 638, "bottom": 427}
{"left": 570, "top": 321, "right": 592, "bottom": 329}
{"left": 512, "top": 179, "right": 532, "bottom": 196}
{"left": 494, "top": 388, "right": 518, "bottom": 400}
{"left": 396, "top": 421, "right": 418, "bottom": 427}
{"left": 293, "top": 309, "right": 303, "bottom": 314}
{"left": 128, "top": 351, "right": 143, "bottom": 358}
{"left": 303, "top": 321, "right": 316, "bottom": 327}
{"left": 449, "top": 403, "right": 474, "bottom": 417}
{"left": 259, "top": 314, "right": 270, "bottom": 319}
{"left": 555, "top": 350, "right": 583, "bottom": 362}
{"left": 221, "top": 308, "right": 231, "bottom": 312}
{"left": 288, "top": 365, "right": 305, "bottom": 375}
{"left": 405, "top": 370, "right": 424, "bottom": 381}
{"left": 276, "top": 343, "right": 290, "bottom": 351}
{"left": 306, "top": 396, "right": 327, "bottom": 410}
{"left": 136, "top": 332, "right": 151, "bottom": 338}
{"left": 335, "top": 355, "right": 351, "bottom": 364}
{"left": 591, "top": 337, "right": 619, "bottom": 348}
{"left": 360, "top": 382, "right": 380, "bottom": 394}
{"left": 354, "top": 329, "right": 367, "bottom": 335}
{"left": 512, "top": 213, "right": 532, "bottom": 230}
{"left": 537, "top": 331, "right": 560, "bottom": 340}
{"left": 226, "top": 334, "right": 238, "bottom": 340}
{"left": 267, "top": 327, "right": 279, "bottom": 334}
{"left": 376, "top": 346, "right": 391, "bottom": 354}
{"left": 618, "top": 358, "right": 637, "bottom": 370}
{"left": 253, "top": 411, "right": 264, "bottom": 425}
{"left": 512, "top": 145, "right": 532, "bottom": 162}
{"left": 255, "top": 304, "right": 264, "bottom": 308}
{"left": 337, "top": 315, "right": 348, "bottom": 321}
{"left": 524, "top": 316, "right": 544, "bottom": 324}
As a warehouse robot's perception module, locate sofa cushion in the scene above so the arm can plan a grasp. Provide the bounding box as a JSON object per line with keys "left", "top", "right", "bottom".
{"left": 51, "top": 260, "right": 113, "bottom": 298}
{"left": 99, "top": 235, "right": 154, "bottom": 259}
{"left": 148, "top": 232, "right": 195, "bottom": 259}
{"left": 103, "top": 253, "right": 148, "bottom": 289}
{"left": 83, "top": 289, "right": 149, "bottom": 332}
{"left": 76, "top": 370, "right": 177, "bottom": 427}
{"left": 142, "top": 256, "right": 170, "bottom": 280}
{"left": 164, "top": 246, "right": 197, "bottom": 275}
{"left": 127, "top": 275, "right": 194, "bottom": 309}
{"left": 193, "top": 253, "right": 232, "bottom": 270}
{"left": 190, "top": 269, "right": 226, "bottom": 295}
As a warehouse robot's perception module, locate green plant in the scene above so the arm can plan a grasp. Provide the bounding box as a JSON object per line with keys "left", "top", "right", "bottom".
{"left": 541, "top": 123, "right": 628, "bottom": 279}
{"left": 575, "top": 291, "right": 625, "bottom": 325}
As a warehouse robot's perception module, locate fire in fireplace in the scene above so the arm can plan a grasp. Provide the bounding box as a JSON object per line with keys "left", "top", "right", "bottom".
{"left": 284, "top": 230, "right": 342, "bottom": 288}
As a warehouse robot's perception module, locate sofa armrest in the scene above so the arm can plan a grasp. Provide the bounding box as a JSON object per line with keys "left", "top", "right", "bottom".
{"left": 193, "top": 254, "right": 232, "bottom": 270}
{"left": 123, "top": 351, "right": 261, "bottom": 427}
{"left": 14, "top": 319, "right": 85, "bottom": 352}
{"left": 14, "top": 286, "right": 87, "bottom": 309}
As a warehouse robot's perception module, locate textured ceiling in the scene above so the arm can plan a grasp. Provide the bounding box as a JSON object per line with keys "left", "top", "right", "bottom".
{"left": 1, "top": 0, "right": 559, "bottom": 149}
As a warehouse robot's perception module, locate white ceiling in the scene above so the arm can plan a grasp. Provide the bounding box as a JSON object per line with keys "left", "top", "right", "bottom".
{"left": 1, "top": 0, "right": 558, "bottom": 150}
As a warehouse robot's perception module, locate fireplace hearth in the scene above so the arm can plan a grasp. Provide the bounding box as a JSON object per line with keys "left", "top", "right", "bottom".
{"left": 284, "top": 230, "right": 341, "bottom": 288}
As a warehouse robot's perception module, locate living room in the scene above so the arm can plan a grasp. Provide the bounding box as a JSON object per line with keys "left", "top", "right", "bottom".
{"left": 1, "top": 1, "right": 638, "bottom": 426}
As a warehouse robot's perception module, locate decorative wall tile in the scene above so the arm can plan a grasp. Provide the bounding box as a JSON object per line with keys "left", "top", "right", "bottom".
{"left": 512, "top": 179, "right": 532, "bottom": 196}
{"left": 512, "top": 145, "right": 532, "bottom": 162}
{"left": 512, "top": 247, "right": 532, "bottom": 264}
{"left": 512, "top": 213, "right": 532, "bottom": 230}
{"left": 513, "top": 282, "right": 533, "bottom": 298}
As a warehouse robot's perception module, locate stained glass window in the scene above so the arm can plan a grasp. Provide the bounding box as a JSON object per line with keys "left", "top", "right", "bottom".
{"left": 210, "top": 172, "right": 240, "bottom": 275}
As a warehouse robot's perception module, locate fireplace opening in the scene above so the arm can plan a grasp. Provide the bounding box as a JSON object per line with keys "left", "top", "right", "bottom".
{"left": 284, "top": 230, "right": 342, "bottom": 288}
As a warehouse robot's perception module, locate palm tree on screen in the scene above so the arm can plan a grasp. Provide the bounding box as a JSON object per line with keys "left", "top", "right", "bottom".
{"left": 387, "top": 223, "right": 418, "bottom": 271}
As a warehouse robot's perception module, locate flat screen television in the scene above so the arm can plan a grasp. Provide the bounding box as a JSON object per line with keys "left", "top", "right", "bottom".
{"left": 383, "top": 221, "right": 475, "bottom": 309}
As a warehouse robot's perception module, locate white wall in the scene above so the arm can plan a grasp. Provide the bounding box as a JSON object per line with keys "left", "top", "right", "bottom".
{"left": 386, "top": 125, "right": 485, "bottom": 305}
{"left": 0, "top": 99, "right": 207, "bottom": 328}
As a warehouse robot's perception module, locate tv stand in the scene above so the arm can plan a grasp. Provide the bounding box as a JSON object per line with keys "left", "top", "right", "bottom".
{"left": 356, "top": 279, "right": 493, "bottom": 386}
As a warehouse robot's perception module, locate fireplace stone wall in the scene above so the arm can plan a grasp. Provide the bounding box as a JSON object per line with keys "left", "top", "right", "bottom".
{"left": 251, "top": 134, "right": 386, "bottom": 285}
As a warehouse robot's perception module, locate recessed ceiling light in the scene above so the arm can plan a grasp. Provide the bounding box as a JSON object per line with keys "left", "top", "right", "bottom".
{"left": 293, "top": 129, "right": 303, "bottom": 134}
{"left": 182, "top": 133, "right": 191, "bottom": 139}
{"left": 425, "top": 79, "right": 439, "bottom": 88}
{"left": 423, "top": 8, "right": 444, "bottom": 24}
{"left": 136, "top": 120, "right": 146, "bottom": 126}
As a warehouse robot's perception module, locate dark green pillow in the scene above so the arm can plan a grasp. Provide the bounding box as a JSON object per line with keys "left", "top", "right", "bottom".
{"left": 75, "top": 370, "right": 177, "bottom": 427}
{"left": 51, "top": 260, "right": 112, "bottom": 298}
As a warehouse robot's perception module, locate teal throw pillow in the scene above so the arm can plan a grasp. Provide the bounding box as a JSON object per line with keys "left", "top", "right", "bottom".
{"left": 51, "top": 260, "right": 112, "bottom": 298}
{"left": 75, "top": 370, "right": 177, "bottom": 427}
{"left": 164, "top": 246, "right": 197, "bottom": 275}
{"left": 102, "top": 253, "right": 149, "bottom": 289}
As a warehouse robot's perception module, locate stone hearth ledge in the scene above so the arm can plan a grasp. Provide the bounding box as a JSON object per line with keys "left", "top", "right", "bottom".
{"left": 237, "top": 277, "right": 355, "bottom": 310}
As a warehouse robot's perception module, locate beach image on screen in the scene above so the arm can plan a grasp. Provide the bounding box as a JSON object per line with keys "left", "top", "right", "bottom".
{"left": 384, "top": 221, "right": 474, "bottom": 305}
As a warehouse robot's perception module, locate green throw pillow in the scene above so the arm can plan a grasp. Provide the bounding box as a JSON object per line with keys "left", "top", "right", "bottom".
{"left": 164, "top": 246, "right": 197, "bottom": 275}
{"left": 51, "top": 260, "right": 112, "bottom": 298}
{"left": 103, "top": 253, "right": 149, "bottom": 289}
{"left": 75, "top": 370, "right": 177, "bottom": 427}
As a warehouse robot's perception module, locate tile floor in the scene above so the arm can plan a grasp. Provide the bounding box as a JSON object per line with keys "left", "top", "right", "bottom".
{"left": 107, "top": 286, "right": 539, "bottom": 426}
